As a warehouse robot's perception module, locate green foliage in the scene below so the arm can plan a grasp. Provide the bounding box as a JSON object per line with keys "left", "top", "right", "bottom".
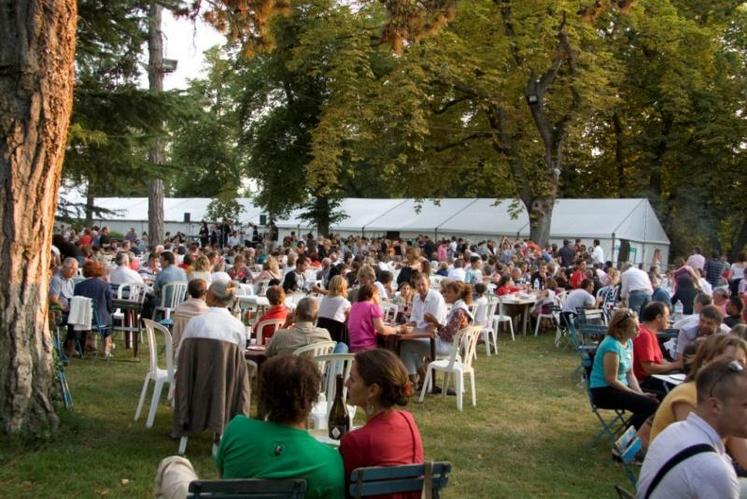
{"left": 206, "top": 195, "right": 245, "bottom": 223}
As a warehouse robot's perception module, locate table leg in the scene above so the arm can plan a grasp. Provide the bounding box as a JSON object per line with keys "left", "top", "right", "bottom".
{"left": 430, "top": 337, "right": 437, "bottom": 394}
{"left": 522, "top": 304, "right": 529, "bottom": 336}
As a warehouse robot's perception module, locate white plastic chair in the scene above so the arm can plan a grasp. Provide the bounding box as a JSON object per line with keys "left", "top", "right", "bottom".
{"left": 477, "top": 299, "right": 499, "bottom": 356}
{"left": 254, "top": 318, "right": 284, "bottom": 346}
{"left": 534, "top": 294, "right": 560, "bottom": 337}
{"left": 491, "top": 296, "right": 515, "bottom": 341}
{"left": 418, "top": 326, "right": 482, "bottom": 411}
{"left": 382, "top": 302, "right": 399, "bottom": 323}
{"left": 255, "top": 280, "right": 270, "bottom": 296}
{"left": 134, "top": 319, "right": 175, "bottom": 428}
{"left": 153, "top": 281, "right": 188, "bottom": 321}
{"left": 308, "top": 353, "right": 356, "bottom": 430}
{"left": 292, "top": 341, "right": 336, "bottom": 362}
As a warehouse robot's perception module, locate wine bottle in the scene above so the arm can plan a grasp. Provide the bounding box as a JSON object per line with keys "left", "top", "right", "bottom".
{"left": 328, "top": 374, "right": 349, "bottom": 440}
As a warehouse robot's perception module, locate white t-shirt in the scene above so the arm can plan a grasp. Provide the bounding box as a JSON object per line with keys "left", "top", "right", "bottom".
{"left": 318, "top": 295, "right": 351, "bottom": 323}
{"left": 448, "top": 268, "right": 466, "bottom": 282}
{"left": 109, "top": 265, "right": 144, "bottom": 286}
{"left": 591, "top": 245, "right": 604, "bottom": 264}
{"left": 563, "top": 288, "right": 595, "bottom": 312}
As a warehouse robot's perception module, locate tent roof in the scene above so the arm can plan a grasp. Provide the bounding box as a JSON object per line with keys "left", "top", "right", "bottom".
{"left": 77, "top": 196, "right": 669, "bottom": 245}
{"left": 92, "top": 197, "right": 265, "bottom": 225}
{"left": 363, "top": 199, "right": 476, "bottom": 232}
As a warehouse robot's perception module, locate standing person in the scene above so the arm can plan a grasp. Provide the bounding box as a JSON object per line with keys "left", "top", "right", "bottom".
{"left": 686, "top": 247, "right": 706, "bottom": 273}
{"left": 728, "top": 251, "right": 746, "bottom": 297}
{"left": 340, "top": 350, "right": 424, "bottom": 498}
{"left": 558, "top": 239, "right": 576, "bottom": 269}
{"left": 591, "top": 239, "right": 604, "bottom": 265}
{"left": 199, "top": 221, "right": 209, "bottom": 248}
{"left": 703, "top": 252, "right": 725, "bottom": 290}
{"left": 636, "top": 358, "right": 746, "bottom": 499}
{"left": 620, "top": 262, "right": 654, "bottom": 316}
{"left": 588, "top": 309, "right": 659, "bottom": 430}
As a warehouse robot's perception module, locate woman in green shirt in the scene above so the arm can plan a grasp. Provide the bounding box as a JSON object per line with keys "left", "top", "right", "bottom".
{"left": 216, "top": 355, "right": 344, "bottom": 498}
{"left": 588, "top": 308, "right": 659, "bottom": 429}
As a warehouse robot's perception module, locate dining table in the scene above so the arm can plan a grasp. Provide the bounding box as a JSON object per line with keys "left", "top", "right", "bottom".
{"left": 500, "top": 294, "right": 538, "bottom": 336}
{"left": 112, "top": 298, "right": 144, "bottom": 357}
{"left": 378, "top": 326, "right": 437, "bottom": 393}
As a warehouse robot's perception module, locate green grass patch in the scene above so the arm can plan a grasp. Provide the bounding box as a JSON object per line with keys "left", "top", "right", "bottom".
{"left": 0, "top": 334, "right": 629, "bottom": 498}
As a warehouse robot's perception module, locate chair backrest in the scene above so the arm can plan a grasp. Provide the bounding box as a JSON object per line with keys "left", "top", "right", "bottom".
{"left": 292, "top": 341, "right": 336, "bottom": 359}
{"left": 314, "top": 353, "right": 355, "bottom": 403}
{"left": 187, "top": 478, "right": 307, "bottom": 498}
{"left": 484, "top": 299, "right": 499, "bottom": 324}
{"left": 235, "top": 283, "right": 255, "bottom": 296}
{"left": 142, "top": 318, "right": 175, "bottom": 376}
{"left": 382, "top": 302, "right": 399, "bottom": 323}
{"left": 254, "top": 318, "right": 285, "bottom": 346}
{"left": 255, "top": 280, "right": 270, "bottom": 296}
{"left": 457, "top": 326, "right": 482, "bottom": 371}
{"left": 349, "top": 462, "right": 451, "bottom": 498}
{"left": 160, "top": 281, "right": 188, "bottom": 309}
{"left": 444, "top": 326, "right": 481, "bottom": 371}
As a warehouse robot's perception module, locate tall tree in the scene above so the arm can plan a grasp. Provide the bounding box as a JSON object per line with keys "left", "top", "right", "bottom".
{"left": 148, "top": 0, "right": 166, "bottom": 245}
{"left": 0, "top": 1, "right": 77, "bottom": 435}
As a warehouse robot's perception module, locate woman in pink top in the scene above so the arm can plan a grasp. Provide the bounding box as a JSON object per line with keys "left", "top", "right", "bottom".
{"left": 347, "top": 284, "right": 401, "bottom": 352}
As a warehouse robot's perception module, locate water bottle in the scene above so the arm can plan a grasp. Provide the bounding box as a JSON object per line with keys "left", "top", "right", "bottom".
{"left": 674, "top": 301, "right": 683, "bottom": 322}
{"left": 533, "top": 278, "right": 541, "bottom": 290}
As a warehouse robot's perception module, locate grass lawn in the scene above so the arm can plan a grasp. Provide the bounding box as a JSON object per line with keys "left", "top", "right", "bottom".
{"left": 0, "top": 332, "right": 631, "bottom": 498}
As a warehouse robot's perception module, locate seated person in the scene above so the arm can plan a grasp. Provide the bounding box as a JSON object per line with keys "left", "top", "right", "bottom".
{"left": 347, "top": 284, "right": 400, "bottom": 353}
{"left": 172, "top": 279, "right": 209, "bottom": 354}
{"left": 562, "top": 279, "right": 600, "bottom": 313}
{"left": 588, "top": 309, "right": 659, "bottom": 430}
{"left": 282, "top": 256, "right": 309, "bottom": 293}
{"left": 265, "top": 297, "right": 333, "bottom": 356}
{"left": 392, "top": 280, "right": 415, "bottom": 323}
{"left": 400, "top": 280, "right": 473, "bottom": 387}
{"left": 317, "top": 275, "right": 351, "bottom": 344}
{"left": 724, "top": 295, "right": 744, "bottom": 329}
{"left": 632, "top": 301, "right": 683, "bottom": 396}
{"left": 639, "top": 355, "right": 747, "bottom": 498}
{"left": 156, "top": 355, "right": 344, "bottom": 499}
{"left": 67, "top": 260, "right": 113, "bottom": 357}
{"left": 494, "top": 274, "right": 522, "bottom": 296}
{"left": 253, "top": 285, "right": 290, "bottom": 344}
{"left": 676, "top": 305, "right": 727, "bottom": 361}
{"left": 340, "top": 350, "right": 424, "bottom": 498}
{"left": 649, "top": 334, "right": 747, "bottom": 473}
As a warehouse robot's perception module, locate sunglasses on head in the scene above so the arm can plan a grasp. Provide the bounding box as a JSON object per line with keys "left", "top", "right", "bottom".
{"left": 709, "top": 360, "right": 745, "bottom": 398}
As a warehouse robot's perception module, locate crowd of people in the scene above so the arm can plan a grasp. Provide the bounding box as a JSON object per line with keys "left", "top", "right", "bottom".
{"left": 48, "top": 225, "right": 747, "bottom": 497}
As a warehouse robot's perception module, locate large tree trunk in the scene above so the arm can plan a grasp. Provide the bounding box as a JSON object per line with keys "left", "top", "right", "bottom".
{"left": 315, "top": 196, "right": 331, "bottom": 238}
{"left": 526, "top": 196, "right": 554, "bottom": 247}
{"left": 0, "top": 1, "right": 77, "bottom": 434}
{"left": 147, "top": 0, "right": 165, "bottom": 245}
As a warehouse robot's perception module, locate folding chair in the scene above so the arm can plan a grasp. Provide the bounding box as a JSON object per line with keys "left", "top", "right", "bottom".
{"left": 349, "top": 462, "right": 451, "bottom": 499}
{"left": 187, "top": 478, "right": 306, "bottom": 498}
{"left": 581, "top": 349, "right": 631, "bottom": 447}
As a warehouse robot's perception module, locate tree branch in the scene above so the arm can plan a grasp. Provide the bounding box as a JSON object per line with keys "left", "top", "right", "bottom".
{"left": 431, "top": 95, "right": 469, "bottom": 114}
{"left": 432, "top": 131, "right": 492, "bottom": 152}
{"left": 496, "top": 0, "right": 522, "bottom": 66}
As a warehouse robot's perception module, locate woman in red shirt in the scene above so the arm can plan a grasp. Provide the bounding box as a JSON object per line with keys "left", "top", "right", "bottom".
{"left": 253, "top": 285, "right": 291, "bottom": 344}
{"left": 495, "top": 274, "right": 522, "bottom": 296}
{"left": 340, "top": 349, "right": 424, "bottom": 498}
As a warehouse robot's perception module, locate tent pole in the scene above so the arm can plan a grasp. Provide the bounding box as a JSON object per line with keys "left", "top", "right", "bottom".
{"left": 611, "top": 232, "right": 616, "bottom": 267}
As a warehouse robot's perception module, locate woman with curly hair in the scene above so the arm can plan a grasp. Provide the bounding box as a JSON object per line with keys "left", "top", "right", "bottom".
{"left": 215, "top": 355, "right": 344, "bottom": 498}
{"left": 340, "top": 349, "right": 424, "bottom": 498}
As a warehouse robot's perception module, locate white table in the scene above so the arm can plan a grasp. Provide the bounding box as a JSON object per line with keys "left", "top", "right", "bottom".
{"left": 500, "top": 295, "right": 538, "bottom": 336}
{"left": 651, "top": 373, "right": 686, "bottom": 393}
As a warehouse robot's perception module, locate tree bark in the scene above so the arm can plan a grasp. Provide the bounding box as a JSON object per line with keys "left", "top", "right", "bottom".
{"left": 315, "top": 196, "right": 331, "bottom": 238}
{"left": 0, "top": 0, "right": 77, "bottom": 434}
{"left": 147, "top": 0, "right": 165, "bottom": 245}
{"left": 527, "top": 197, "right": 555, "bottom": 246}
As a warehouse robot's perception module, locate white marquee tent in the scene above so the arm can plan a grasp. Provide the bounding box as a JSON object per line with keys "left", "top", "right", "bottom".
{"left": 68, "top": 196, "right": 669, "bottom": 264}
